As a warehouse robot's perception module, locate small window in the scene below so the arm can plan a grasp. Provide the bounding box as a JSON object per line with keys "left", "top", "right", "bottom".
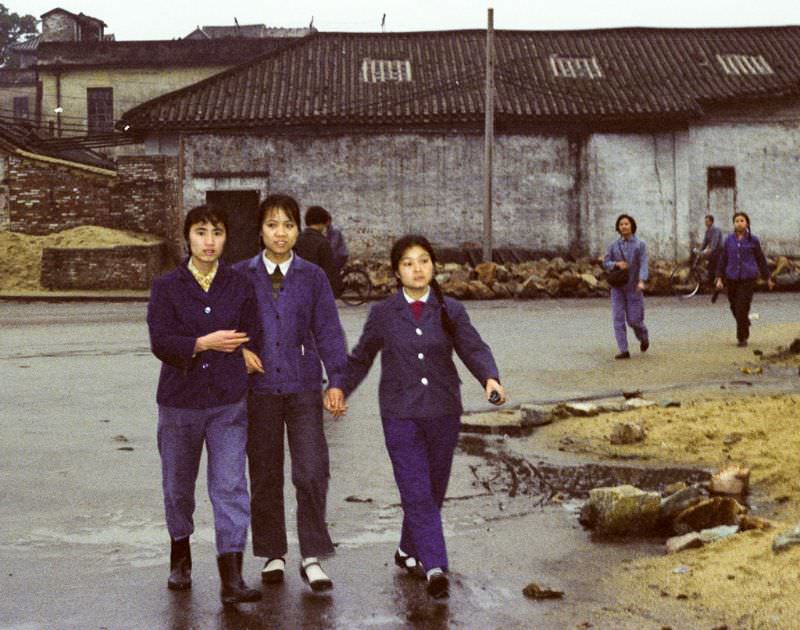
{"left": 13, "top": 96, "right": 29, "bottom": 121}
{"left": 708, "top": 167, "right": 736, "bottom": 189}
{"left": 716, "top": 54, "right": 773, "bottom": 76}
{"left": 87, "top": 87, "right": 114, "bottom": 134}
{"left": 361, "top": 59, "right": 412, "bottom": 83}
{"left": 549, "top": 54, "right": 603, "bottom": 79}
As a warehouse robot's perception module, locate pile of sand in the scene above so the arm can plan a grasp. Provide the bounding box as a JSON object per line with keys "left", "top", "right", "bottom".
{"left": 0, "top": 227, "right": 163, "bottom": 291}
{"left": 538, "top": 393, "right": 800, "bottom": 627}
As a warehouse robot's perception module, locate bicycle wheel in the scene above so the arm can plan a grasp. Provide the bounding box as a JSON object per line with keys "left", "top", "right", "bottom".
{"left": 340, "top": 268, "right": 371, "bottom": 306}
{"left": 669, "top": 263, "right": 701, "bottom": 298}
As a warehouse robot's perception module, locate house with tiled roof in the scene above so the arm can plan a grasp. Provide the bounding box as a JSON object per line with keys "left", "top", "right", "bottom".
{"left": 119, "top": 27, "right": 800, "bottom": 260}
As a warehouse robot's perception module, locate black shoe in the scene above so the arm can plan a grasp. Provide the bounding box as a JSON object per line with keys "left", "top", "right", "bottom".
{"left": 217, "top": 552, "right": 262, "bottom": 604}
{"left": 614, "top": 351, "right": 631, "bottom": 360}
{"left": 426, "top": 571, "right": 449, "bottom": 599}
{"left": 737, "top": 340, "right": 748, "bottom": 347}
{"left": 640, "top": 340, "right": 649, "bottom": 353}
{"left": 394, "top": 549, "right": 425, "bottom": 579}
{"left": 711, "top": 290, "right": 720, "bottom": 304}
{"left": 168, "top": 537, "right": 192, "bottom": 591}
{"left": 261, "top": 557, "right": 285, "bottom": 583}
{"left": 300, "top": 559, "right": 333, "bottom": 592}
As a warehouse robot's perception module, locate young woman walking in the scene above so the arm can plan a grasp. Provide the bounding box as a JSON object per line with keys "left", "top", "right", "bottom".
{"left": 715, "top": 212, "right": 775, "bottom": 347}
{"left": 147, "top": 205, "right": 262, "bottom": 604}
{"left": 603, "top": 214, "right": 650, "bottom": 360}
{"left": 234, "top": 194, "right": 348, "bottom": 592}
{"left": 339, "top": 234, "right": 506, "bottom": 599}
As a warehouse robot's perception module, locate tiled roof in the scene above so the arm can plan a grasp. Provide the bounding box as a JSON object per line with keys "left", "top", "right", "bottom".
{"left": 0, "top": 120, "right": 115, "bottom": 170}
{"left": 40, "top": 8, "right": 106, "bottom": 28}
{"left": 36, "top": 37, "right": 293, "bottom": 70}
{"left": 119, "top": 27, "right": 800, "bottom": 131}
{"left": 185, "top": 24, "right": 314, "bottom": 39}
{"left": 7, "top": 35, "right": 41, "bottom": 52}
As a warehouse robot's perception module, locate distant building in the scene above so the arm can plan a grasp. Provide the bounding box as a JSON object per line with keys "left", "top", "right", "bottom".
{"left": 184, "top": 24, "right": 316, "bottom": 39}
{"left": 120, "top": 27, "right": 800, "bottom": 260}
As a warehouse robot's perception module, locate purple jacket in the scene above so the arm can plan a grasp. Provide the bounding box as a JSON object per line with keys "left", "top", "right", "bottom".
{"left": 147, "top": 261, "right": 260, "bottom": 409}
{"left": 345, "top": 291, "right": 500, "bottom": 418}
{"left": 717, "top": 232, "right": 769, "bottom": 281}
{"left": 234, "top": 253, "right": 347, "bottom": 395}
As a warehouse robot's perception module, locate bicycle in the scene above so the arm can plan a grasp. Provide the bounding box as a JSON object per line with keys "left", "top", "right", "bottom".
{"left": 669, "top": 249, "right": 713, "bottom": 298}
{"left": 339, "top": 262, "right": 372, "bottom": 306}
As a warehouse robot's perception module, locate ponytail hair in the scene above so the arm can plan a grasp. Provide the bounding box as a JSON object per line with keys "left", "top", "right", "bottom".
{"left": 390, "top": 234, "right": 455, "bottom": 339}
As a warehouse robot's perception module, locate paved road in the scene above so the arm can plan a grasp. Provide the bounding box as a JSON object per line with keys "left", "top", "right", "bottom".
{"left": 1, "top": 294, "right": 798, "bottom": 629}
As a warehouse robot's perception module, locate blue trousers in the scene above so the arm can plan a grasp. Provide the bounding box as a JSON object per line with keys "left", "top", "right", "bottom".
{"left": 157, "top": 399, "right": 250, "bottom": 555}
{"left": 382, "top": 414, "right": 461, "bottom": 572}
{"left": 247, "top": 390, "right": 335, "bottom": 559}
{"left": 610, "top": 287, "right": 649, "bottom": 353}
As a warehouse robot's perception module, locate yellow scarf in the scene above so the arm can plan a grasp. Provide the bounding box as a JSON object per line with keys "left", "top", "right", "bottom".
{"left": 187, "top": 259, "right": 218, "bottom": 292}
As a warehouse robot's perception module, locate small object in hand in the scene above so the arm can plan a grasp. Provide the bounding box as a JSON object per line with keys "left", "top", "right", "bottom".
{"left": 489, "top": 390, "right": 501, "bottom": 405}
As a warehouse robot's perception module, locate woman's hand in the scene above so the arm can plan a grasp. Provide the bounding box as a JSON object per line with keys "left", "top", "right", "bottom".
{"left": 195, "top": 330, "right": 249, "bottom": 353}
{"left": 324, "top": 388, "right": 348, "bottom": 417}
{"left": 485, "top": 378, "right": 506, "bottom": 405}
{"left": 242, "top": 347, "right": 264, "bottom": 374}
{"left": 637, "top": 280, "right": 645, "bottom": 292}
{"left": 767, "top": 278, "right": 776, "bottom": 291}
{"left": 715, "top": 278, "right": 724, "bottom": 290}
{"left": 616, "top": 261, "right": 629, "bottom": 270}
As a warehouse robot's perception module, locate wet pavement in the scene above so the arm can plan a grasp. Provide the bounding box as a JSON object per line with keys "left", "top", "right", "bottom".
{"left": 1, "top": 295, "right": 799, "bottom": 629}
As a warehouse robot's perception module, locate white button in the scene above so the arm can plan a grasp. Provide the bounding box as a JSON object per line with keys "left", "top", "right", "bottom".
{"left": 204, "top": 306, "right": 211, "bottom": 314}
{"left": 418, "top": 353, "right": 424, "bottom": 360}
{"left": 421, "top": 377, "right": 429, "bottom": 385}
{"left": 202, "top": 363, "right": 209, "bottom": 369}
{"left": 415, "top": 328, "right": 422, "bottom": 335}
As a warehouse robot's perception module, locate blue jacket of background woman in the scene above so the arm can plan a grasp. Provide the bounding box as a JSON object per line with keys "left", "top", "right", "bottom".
{"left": 344, "top": 290, "right": 499, "bottom": 418}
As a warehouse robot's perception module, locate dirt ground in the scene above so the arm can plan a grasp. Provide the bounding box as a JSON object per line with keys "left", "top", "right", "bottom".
{"left": 0, "top": 227, "right": 162, "bottom": 291}
{"left": 535, "top": 357, "right": 800, "bottom": 629}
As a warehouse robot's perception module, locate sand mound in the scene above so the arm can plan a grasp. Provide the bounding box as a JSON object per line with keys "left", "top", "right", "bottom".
{"left": 0, "top": 227, "right": 163, "bottom": 291}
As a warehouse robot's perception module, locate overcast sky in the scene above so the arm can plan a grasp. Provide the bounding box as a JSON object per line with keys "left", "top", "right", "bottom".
{"left": 18, "top": 0, "right": 800, "bottom": 40}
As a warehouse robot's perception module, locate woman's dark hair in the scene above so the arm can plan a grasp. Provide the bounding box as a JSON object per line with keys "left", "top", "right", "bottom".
{"left": 732, "top": 211, "right": 752, "bottom": 240}
{"left": 259, "top": 194, "right": 301, "bottom": 228}
{"left": 390, "top": 234, "right": 455, "bottom": 338}
{"left": 615, "top": 214, "right": 637, "bottom": 234}
{"left": 305, "top": 205, "right": 331, "bottom": 226}
{"left": 183, "top": 205, "right": 228, "bottom": 245}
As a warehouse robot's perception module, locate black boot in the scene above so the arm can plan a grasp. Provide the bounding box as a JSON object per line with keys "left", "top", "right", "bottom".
{"left": 217, "top": 552, "right": 262, "bottom": 604}
{"left": 167, "top": 537, "right": 192, "bottom": 591}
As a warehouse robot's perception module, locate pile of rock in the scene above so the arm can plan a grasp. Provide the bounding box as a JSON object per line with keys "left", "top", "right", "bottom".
{"left": 353, "top": 255, "right": 799, "bottom": 301}
{"left": 578, "top": 464, "right": 775, "bottom": 553}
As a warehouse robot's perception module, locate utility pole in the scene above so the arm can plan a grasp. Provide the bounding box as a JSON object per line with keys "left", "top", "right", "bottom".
{"left": 483, "top": 8, "right": 495, "bottom": 263}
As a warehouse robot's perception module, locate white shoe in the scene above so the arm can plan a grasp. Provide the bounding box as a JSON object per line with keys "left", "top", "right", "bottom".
{"left": 300, "top": 557, "right": 333, "bottom": 592}
{"left": 261, "top": 557, "right": 285, "bottom": 583}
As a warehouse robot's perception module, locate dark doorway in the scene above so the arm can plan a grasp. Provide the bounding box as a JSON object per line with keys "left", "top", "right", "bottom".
{"left": 707, "top": 166, "right": 736, "bottom": 221}
{"left": 206, "top": 190, "right": 261, "bottom": 264}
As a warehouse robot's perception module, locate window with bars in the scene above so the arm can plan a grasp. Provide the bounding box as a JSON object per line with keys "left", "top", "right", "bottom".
{"left": 361, "top": 59, "right": 412, "bottom": 83}
{"left": 13, "top": 96, "right": 29, "bottom": 121}
{"left": 549, "top": 55, "right": 603, "bottom": 79}
{"left": 716, "top": 54, "right": 773, "bottom": 76}
{"left": 87, "top": 87, "right": 114, "bottom": 134}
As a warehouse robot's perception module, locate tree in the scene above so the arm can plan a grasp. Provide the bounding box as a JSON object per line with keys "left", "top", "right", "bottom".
{"left": 0, "top": 3, "right": 38, "bottom": 67}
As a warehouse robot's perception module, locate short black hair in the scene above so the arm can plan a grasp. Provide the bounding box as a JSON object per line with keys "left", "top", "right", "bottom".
{"left": 183, "top": 205, "right": 228, "bottom": 243}
{"left": 305, "top": 205, "right": 331, "bottom": 226}
{"left": 615, "top": 213, "right": 637, "bottom": 234}
{"left": 705, "top": 214, "right": 715, "bottom": 223}
{"left": 259, "top": 194, "right": 301, "bottom": 228}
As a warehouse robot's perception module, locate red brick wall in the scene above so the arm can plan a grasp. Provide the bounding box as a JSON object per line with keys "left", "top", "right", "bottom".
{"left": 7, "top": 153, "right": 181, "bottom": 261}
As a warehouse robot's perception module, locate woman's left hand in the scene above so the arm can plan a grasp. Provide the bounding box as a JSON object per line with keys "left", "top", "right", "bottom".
{"left": 485, "top": 379, "right": 506, "bottom": 405}
{"left": 767, "top": 278, "right": 776, "bottom": 291}
{"left": 324, "top": 388, "right": 348, "bottom": 417}
{"left": 637, "top": 280, "right": 646, "bottom": 292}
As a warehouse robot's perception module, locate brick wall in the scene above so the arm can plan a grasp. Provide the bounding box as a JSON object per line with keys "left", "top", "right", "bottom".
{"left": 7, "top": 153, "right": 181, "bottom": 260}
{"left": 7, "top": 155, "right": 114, "bottom": 234}
{"left": 40, "top": 243, "right": 166, "bottom": 290}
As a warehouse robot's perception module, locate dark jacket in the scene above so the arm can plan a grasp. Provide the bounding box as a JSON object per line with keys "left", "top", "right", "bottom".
{"left": 294, "top": 227, "right": 341, "bottom": 297}
{"left": 147, "top": 261, "right": 260, "bottom": 409}
{"left": 344, "top": 291, "right": 500, "bottom": 418}
{"left": 717, "top": 232, "right": 770, "bottom": 281}
{"left": 234, "top": 253, "right": 348, "bottom": 395}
